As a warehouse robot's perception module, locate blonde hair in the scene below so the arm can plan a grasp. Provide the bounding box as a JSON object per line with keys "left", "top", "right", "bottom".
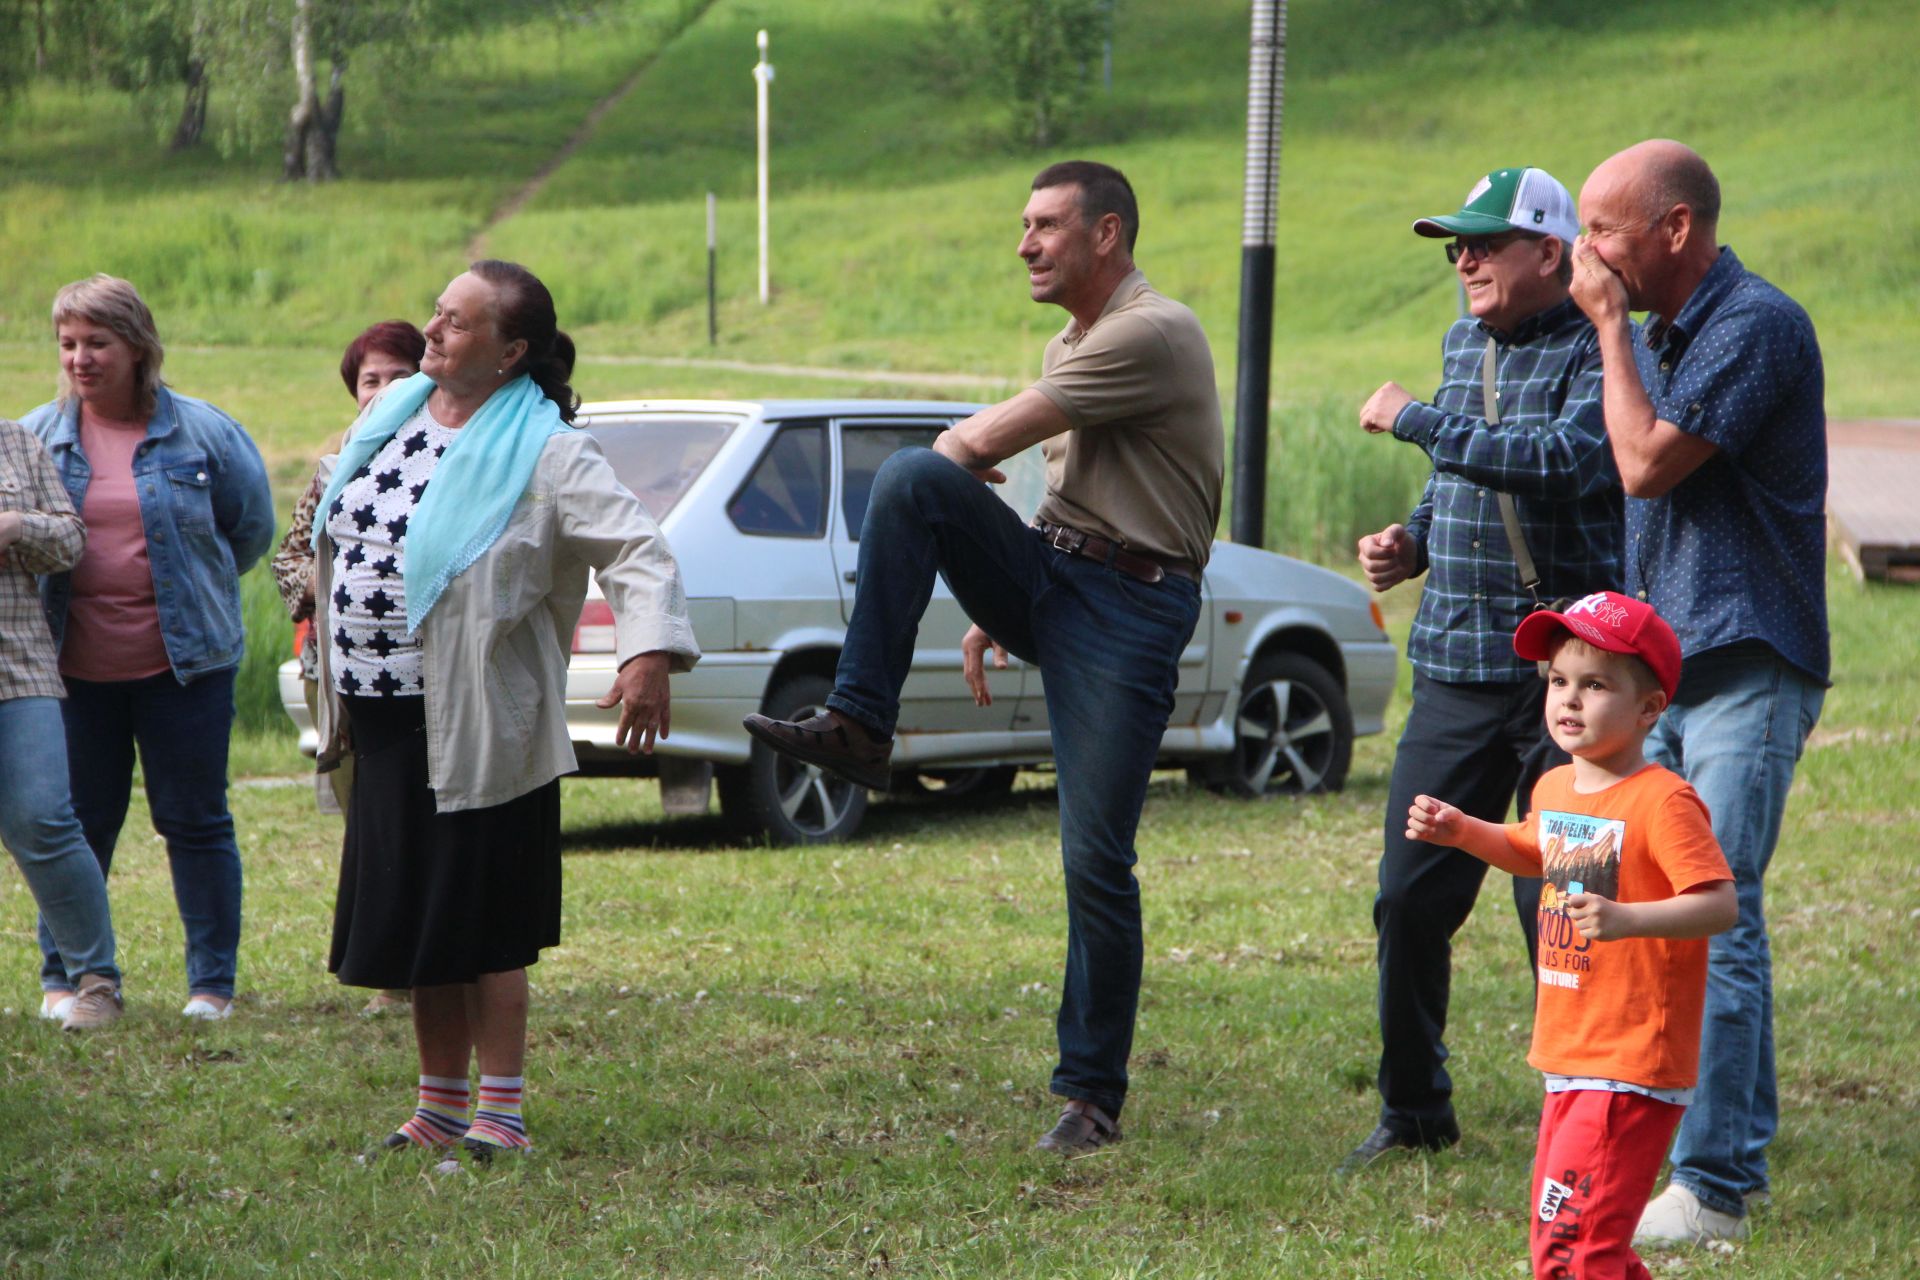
{"left": 53, "top": 275, "right": 165, "bottom": 419}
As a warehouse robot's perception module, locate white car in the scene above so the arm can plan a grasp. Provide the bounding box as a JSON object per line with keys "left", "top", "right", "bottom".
{"left": 282, "top": 399, "right": 1398, "bottom": 843}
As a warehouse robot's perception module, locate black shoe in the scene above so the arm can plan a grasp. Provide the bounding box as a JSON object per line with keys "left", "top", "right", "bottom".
{"left": 1334, "top": 1116, "right": 1460, "bottom": 1176}
{"left": 1033, "top": 1104, "right": 1121, "bottom": 1155}
{"left": 358, "top": 1130, "right": 426, "bottom": 1162}
{"left": 743, "top": 709, "right": 894, "bottom": 792}
{"left": 459, "top": 1135, "right": 532, "bottom": 1166}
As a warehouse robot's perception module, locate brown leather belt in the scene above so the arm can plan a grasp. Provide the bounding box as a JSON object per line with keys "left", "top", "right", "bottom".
{"left": 1032, "top": 519, "right": 1196, "bottom": 585}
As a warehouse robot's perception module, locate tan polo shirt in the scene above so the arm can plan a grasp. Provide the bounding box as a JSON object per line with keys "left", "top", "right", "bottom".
{"left": 1030, "top": 269, "right": 1224, "bottom": 569}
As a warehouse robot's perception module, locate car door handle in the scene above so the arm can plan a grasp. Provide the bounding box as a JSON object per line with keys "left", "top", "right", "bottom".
{"left": 843, "top": 571, "right": 857, "bottom": 583}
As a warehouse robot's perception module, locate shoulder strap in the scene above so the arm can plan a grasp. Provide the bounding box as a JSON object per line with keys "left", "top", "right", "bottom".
{"left": 1483, "top": 337, "right": 1543, "bottom": 603}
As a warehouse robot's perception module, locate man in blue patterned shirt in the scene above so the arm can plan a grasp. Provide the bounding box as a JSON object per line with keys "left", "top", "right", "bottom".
{"left": 1340, "top": 166, "right": 1624, "bottom": 1174}
{"left": 1573, "top": 139, "right": 1827, "bottom": 1248}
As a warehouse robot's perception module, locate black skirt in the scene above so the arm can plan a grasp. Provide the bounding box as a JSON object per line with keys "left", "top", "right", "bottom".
{"left": 328, "top": 694, "right": 562, "bottom": 989}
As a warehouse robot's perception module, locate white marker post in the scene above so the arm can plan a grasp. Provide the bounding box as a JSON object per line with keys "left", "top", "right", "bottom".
{"left": 754, "top": 29, "right": 774, "bottom": 305}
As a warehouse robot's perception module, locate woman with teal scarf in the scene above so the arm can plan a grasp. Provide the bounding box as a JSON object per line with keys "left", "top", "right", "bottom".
{"left": 314, "top": 262, "right": 700, "bottom": 1165}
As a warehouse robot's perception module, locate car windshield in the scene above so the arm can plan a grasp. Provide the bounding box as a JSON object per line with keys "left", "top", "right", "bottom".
{"left": 582, "top": 415, "right": 737, "bottom": 519}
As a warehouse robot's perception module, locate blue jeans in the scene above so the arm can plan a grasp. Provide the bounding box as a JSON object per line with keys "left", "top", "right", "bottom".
{"left": 829, "top": 449, "right": 1200, "bottom": 1117}
{"left": 1645, "top": 643, "right": 1824, "bottom": 1216}
{"left": 43, "top": 670, "right": 243, "bottom": 999}
{"left": 0, "top": 697, "right": 118, "bottom": 988}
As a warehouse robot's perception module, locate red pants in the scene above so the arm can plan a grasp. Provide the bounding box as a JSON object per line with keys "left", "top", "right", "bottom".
{"left": 1530, "top": 1089, "right": 1684, "bottom": 1280}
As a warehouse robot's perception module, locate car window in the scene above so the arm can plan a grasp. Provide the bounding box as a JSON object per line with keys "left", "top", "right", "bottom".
{"left": 992, "top": 445, "right": 1048, "bottom": 523}
{"left": 729, "top": 420, "right": 829, "bottom": 537}
{"left": 581, "top": 415, "right": 735, "bottom": 520}
{"left": 839, "top": 421, "right": 947, "bottom": 539}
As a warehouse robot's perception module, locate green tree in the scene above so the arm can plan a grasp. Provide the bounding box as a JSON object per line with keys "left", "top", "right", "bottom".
{"left": 939, "top": 0, "right": 1111, "bottom": 147}
{"left": 2, "top": 0, "right": 564, "bottom": 178}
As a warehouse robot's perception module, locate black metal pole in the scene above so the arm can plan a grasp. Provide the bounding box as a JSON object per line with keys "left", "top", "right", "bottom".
{"left": 707, "top": 191, "right": 718, "bottom": 346}
{"left": 1231, "top": 0, "right": 1286, "bottom": 549}
{"left": 1232, "top": 244, "right": 1275, "bottom": 547}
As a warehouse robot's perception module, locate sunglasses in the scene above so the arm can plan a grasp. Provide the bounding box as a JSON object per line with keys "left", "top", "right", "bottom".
{"left": 1445, "top": 231, "right": 1536, "bottom": 264}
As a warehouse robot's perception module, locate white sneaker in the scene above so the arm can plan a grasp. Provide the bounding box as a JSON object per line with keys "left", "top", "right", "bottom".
{"left": 1634, "top": 1182, "right": 1751, "bottom": 1247}
{"left": 181, "top": 996, "right": 233, "bottom": 1021}
{"left": 40, "top": 993, "right": 75, "bottom": 1022}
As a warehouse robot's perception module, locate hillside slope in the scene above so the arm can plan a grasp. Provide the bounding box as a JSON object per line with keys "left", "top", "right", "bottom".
{"left": 1, "top": 0, "right": 1911, "bottom": 414}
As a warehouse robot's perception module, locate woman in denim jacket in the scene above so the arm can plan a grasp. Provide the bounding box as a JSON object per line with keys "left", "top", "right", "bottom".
{"left": 22, "top": 275, "right": 275, "bottom": 1022}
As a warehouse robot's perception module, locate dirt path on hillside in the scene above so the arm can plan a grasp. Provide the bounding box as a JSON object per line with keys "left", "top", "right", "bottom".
{"left": 466, "top": 0, "right": 722, "bottom": 261}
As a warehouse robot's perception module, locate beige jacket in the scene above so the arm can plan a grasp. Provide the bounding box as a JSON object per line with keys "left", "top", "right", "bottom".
{"left": 313, "top": 429, "right": 699, "bottom": 812}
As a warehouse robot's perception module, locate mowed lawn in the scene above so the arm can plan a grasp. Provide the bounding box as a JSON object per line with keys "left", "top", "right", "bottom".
{"left": 0, "top": 568, "right": 1911, "bottom": 1278}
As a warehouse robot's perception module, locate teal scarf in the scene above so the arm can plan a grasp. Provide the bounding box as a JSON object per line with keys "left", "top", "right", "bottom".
{"left": 313, "top": 371, "right": 568, "bottom": 633}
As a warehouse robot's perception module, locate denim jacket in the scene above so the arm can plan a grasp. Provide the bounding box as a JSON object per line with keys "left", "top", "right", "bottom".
{"left": 23, "top": 387, "right": 276, "bottom": 683}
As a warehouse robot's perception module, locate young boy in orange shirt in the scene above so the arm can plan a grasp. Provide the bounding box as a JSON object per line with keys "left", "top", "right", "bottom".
{"left": 1406, "top": 592, "right": 1736, "bottom": 1280}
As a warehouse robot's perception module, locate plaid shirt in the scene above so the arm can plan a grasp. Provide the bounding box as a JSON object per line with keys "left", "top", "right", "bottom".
{"left": 1394, "top": 297, "right": 1623, "bottom": 682}
{"left": 0, "top": 419, "right": 86, "bottom": 702}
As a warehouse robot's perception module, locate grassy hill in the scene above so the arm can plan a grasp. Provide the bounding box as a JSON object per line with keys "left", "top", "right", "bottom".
{"left": 3, "top": 0, "right": 1913, "bottom": 411}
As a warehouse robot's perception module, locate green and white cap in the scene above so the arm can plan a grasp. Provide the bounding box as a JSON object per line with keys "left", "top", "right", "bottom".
{"left": 1412, "top": 166, "right": 1579, "bottom": 246}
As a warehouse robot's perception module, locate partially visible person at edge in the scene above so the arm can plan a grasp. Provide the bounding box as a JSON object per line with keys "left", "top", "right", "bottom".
{"left": 312, "top": 260, "right": 698, "bottom": 1165}
{"left": 1340, "top": 167, "right": 1623, "bottom": 1174}
{"left": 1570, "top": 139, "right": 1828, "bottom": 1249}
{"left": 270, "top": 320, "right": 424, "bottom": 1017}
{"left": 743, "top": 161, "right": 1222, "bottom": 1155}
{"left": 22, "top": 275, "right": 274, "bottom": 1025}
{"left": 0, "top": 419, "right": 123, "bottom": 1031}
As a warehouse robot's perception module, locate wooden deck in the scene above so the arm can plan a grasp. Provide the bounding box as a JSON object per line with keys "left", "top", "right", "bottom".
{"left": 1829, "top": 419, "right": 1920, "bottom": 583}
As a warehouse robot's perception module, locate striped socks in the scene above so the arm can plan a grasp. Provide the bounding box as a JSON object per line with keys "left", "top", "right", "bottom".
{"left": 464, "top": 1075, "right": 531, "bottom": 1151}
{"left": 394, "top": 1075, "right": 470, "bottom": 1148}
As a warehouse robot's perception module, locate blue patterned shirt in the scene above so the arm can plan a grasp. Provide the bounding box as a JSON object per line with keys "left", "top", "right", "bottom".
{"left": 1626, "top": 248, "right": 1828, "bottom": 683}
{"left": 1393, "top": 298, "right": 1624, "bottom": 682}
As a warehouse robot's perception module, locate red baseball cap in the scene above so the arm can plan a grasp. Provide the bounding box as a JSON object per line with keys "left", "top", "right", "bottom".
{"left": 1513, "top": 591, "right": 1682, "bottom": 701}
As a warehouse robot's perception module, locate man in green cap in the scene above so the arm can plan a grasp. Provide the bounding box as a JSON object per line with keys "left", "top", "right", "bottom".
{"left": 1340, "top": 166, "right": 1625, "bottom": 1173}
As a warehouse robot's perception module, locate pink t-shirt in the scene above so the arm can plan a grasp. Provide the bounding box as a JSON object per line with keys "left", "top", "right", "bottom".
{"left": 61, "top": 414, "right": 171, "bottom": 682}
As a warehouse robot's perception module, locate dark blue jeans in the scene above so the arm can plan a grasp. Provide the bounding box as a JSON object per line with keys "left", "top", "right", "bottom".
{"left": 1373, "top": 671, "right": 1563, "bottom": 1138}
{"left": 44, "top": 670, "right": 243, "bottom": 999}
{"left": 829, "top": 449, "right": 1200, "bottom": 1118}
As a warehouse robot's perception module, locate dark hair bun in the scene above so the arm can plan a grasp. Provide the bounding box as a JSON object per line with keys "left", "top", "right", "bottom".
{"left": 470, "top": 259, "right": 579, "bottom": 423}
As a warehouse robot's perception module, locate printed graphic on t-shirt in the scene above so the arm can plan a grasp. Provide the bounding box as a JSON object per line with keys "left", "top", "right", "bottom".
{"left": 1537, "top": 810, "right": 1622, "bottom": 904}
{"left": 1535, "top": 809, "right": 1623, "bottom": 991}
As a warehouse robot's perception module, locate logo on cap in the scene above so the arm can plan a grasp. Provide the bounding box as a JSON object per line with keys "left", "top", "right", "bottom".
{"left": 1566, "top": 593, "right": 1628, "bottom": 629}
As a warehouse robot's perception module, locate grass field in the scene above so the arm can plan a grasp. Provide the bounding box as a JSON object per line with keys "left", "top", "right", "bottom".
{"left": 0, "top": 568, "right": 1912, "bottom": 1277}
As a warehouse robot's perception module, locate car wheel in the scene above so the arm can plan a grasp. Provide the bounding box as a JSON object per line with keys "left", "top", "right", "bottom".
{"left": 717, "top": 673, "right": 869, "bottom": 844}
{"left": 1196, "top": 651, "right": 1353, "bottom": 796}
{"left": 893, "top": 765, "right": 1019, "bottom": 801}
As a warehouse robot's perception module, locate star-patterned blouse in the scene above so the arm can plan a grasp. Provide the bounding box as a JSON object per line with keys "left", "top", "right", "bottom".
{"left": 325, "top": 405, "right": 457, "bottom": 697}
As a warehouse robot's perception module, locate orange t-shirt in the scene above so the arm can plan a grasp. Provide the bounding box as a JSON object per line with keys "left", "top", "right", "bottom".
{"left": 1504, "top": 764, "right": 1731, "bottom": 1091}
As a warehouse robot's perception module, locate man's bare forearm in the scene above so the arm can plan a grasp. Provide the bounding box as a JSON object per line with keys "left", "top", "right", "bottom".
{"left": 940, "top": 388, "right": 1073, "bottom": 470}
{"left": 1594, "top": 317, "right": 1660, "bottom": 487}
